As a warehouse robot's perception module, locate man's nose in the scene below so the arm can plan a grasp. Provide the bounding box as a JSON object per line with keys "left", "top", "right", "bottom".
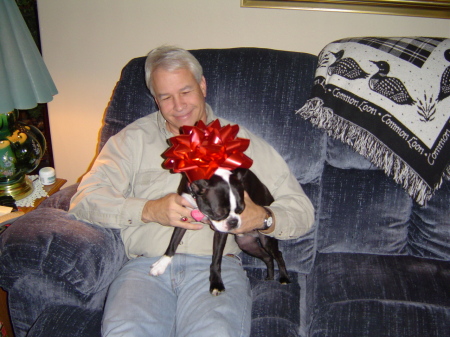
{"left": 173, "top": 96, "right": 185, "bottom": 112}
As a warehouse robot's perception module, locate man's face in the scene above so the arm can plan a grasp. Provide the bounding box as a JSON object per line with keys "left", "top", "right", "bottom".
{"left": 152, "top": 67, "right": 207, "bottom": 135}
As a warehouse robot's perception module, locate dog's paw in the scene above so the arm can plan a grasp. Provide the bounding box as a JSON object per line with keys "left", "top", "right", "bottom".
{"left": 279, "top": 276, "right": 291, "bottom": 285}
{"left": 210, "top": 282, "right": 225, "bottom": 296}
{"left": 149, "top": 255, "right": 172, "bottom": 276}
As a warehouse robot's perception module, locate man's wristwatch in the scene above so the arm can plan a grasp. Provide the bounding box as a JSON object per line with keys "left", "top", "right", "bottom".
{"left": 259, "top": 207, "right": 273, "bottom": 231}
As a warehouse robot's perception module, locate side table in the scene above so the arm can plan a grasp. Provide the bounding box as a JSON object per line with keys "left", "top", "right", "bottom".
{"left": 18, "top": 178, "right": 67, "bottom": 214}
{"left": 0, "top": 178, "right": 67, "bottom": 337}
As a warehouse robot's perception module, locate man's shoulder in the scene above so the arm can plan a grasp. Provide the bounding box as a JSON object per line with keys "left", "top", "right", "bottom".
{"left": 128, "top": 111, "right": 159, "bottom": 128}
{"left": 117, "top": 111, "right": 159, "bottom": 135}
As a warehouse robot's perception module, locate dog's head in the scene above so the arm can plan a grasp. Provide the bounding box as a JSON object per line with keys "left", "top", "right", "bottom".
{"left": 190, "top": 168, "right": 247, "bottom": 232}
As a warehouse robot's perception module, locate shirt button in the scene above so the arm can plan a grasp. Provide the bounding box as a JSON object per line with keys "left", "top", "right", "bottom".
{"left": 128, "top": 219, "right": 132, "bottom": 224}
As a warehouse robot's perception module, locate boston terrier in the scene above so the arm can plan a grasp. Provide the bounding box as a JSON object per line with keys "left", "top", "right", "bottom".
{"left": 150, "top": 167, "right": 290, "bottom": 296}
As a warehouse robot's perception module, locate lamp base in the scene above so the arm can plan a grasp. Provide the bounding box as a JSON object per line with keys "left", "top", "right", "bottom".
{"left": 0, "top": 176, "right": 34, "bottom": 201}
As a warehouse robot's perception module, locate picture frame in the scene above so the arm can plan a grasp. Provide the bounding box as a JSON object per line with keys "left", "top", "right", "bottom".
{"left": 241, "top": 0, "right": 450, "bottom": 19}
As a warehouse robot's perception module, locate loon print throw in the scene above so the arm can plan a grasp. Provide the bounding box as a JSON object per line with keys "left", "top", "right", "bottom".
{"left": 297, "top": 37, "right": 450, "bottom": 205}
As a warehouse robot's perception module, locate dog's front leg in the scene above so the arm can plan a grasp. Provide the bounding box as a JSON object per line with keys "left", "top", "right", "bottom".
{"left": 210, "top": 231, "right": 228, "bottom": 296}
{"left": 150, "top": 228, "right": 187, "bottom": 276}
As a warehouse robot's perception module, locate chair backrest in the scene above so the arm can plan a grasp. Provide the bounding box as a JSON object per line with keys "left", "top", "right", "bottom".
{"left": 101, "top": 48, "right": 323, "bottom": 182}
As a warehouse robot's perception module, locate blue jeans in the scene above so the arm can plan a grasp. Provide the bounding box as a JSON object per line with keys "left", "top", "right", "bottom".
{"left": 102, "top": 254, "right": 252, "bottom": 337}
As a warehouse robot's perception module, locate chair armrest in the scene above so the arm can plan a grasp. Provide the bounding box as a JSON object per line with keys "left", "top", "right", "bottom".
{"left": 38, "top": 183, "right": 79, "bottom": 211}
{"left": 27, "top": 305, "right": 102, "bottom": 337}
{"left": 0, "top": 208, "right": 127, "bottom": 295}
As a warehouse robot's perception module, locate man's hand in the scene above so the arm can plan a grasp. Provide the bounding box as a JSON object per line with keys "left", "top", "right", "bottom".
{"left": 141, "top": 193, "right": 203, "bottom": 230}
{"left": 232, "top": 191, "right": 275, "bottom": 235}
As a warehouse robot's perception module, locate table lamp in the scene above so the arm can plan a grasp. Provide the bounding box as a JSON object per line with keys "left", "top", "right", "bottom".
{"left": 0, "top": 0, "right": 58, "bottom": 200}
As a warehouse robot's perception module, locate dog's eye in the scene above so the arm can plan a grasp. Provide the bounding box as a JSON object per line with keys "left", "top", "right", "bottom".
{"left": 235, "top": 204, "right": 244, "bottom": 214}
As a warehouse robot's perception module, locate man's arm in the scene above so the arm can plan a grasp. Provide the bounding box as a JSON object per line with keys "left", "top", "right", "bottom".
{"left": 70, "top": 129, "right": 203, "bottom": 231}
{"left": 234, "top": 130, "right": 315, "bottom": 240}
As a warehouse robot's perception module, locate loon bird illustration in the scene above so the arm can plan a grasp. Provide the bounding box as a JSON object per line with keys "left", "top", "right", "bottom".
{"left": 369, "top": 61, "right": 416, "bottom": 105}
{"left": 328, "top": 50, "right": 369, "bottom": 80}
{"left": 437, "top": 49, "right": 450, "bottom": 102}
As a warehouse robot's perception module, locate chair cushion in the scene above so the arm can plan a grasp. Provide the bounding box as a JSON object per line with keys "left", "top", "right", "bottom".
{"left": 307, "top": 252, "right": 450, "bottom": 337}
{"left": 309, "top": 300, "right": 450, "bottom": 337}
{"left": 410, "top": 178, "right": 450, "bottom": 260}
{"left": 326, "top": 137, "right": 378, "bottom": 170}
{"left": 0, "top": 208, "right": 126, "bottom": 294}
{"left": 317, "top": 164, "right": 411, "bottom": 255}
{"left": 247, "top": 268, "right": 301, "bottom": 337}
{"left": 38, "top": 183, "right": 79, "bottom": 211}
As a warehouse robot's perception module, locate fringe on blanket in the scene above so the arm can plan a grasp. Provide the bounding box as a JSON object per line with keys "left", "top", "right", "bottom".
{"left": 296, "top": 97, "right": 448, "bottom": 206}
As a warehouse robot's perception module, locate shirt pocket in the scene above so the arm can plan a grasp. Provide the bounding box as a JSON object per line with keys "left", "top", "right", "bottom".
{"left": 133, "top": 169, "right": 179, "bottom": 200}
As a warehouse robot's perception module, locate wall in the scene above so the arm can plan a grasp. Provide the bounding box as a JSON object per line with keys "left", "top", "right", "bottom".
{"left": 37, "top": 0, "right": 450, "bottom": 185}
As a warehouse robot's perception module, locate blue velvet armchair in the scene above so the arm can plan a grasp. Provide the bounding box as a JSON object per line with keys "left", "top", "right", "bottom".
{"left": 1, "top": 44, "right": 449, "bottom": 337}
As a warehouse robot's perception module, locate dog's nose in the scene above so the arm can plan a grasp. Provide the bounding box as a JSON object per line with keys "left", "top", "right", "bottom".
{"left": 227, "top": 218, "right": 239, "bottom": 230}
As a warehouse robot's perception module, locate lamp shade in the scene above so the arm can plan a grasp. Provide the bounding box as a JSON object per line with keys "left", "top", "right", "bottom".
{"left": 0, "top": 0, "right": 58, "bottom": 114}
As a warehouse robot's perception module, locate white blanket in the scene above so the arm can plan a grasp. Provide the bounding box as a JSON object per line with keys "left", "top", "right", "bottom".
{"left": 298, "top": 37, "right": 450, "bottom": 205}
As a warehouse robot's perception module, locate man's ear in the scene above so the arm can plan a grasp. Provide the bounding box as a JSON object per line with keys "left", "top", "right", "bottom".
{"left": 200, "top": 76, "right": 207, "bottom": 97}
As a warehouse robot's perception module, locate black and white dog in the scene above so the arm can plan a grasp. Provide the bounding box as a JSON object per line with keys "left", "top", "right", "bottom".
{"left": 150, "top": 167, "right": 290, "bottom": 295}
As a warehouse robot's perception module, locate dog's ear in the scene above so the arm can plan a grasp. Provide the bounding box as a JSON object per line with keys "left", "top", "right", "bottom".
{"left": 178, "top": 174, "right": 190, "bottom": 194}
{"left": 232, "top": 168, "right": 249, "bottom": 181}
{"left": 190, "top": 180, "right": 209, "bottom": 196}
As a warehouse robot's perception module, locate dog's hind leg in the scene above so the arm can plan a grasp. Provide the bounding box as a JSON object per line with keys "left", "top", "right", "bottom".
{"left": 235, "top": 234, "right": 276, "bottom": 281}
{"left": 210, "top": 231, "right": 228, "bottom": 296}
{"left": 257, "top": 234, "right": 291, "bottom": 284}
{"left": 150, "top": 228, "right": 186, "bottom": 276}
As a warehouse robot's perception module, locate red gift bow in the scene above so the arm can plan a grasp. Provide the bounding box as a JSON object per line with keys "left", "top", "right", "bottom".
{"left": 163, "top": 119, "right": 253, "bottom": 182}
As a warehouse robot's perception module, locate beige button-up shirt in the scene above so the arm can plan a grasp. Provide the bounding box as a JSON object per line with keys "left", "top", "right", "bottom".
{"left": 69, "top": 105, "right": 314, "bottom": 259}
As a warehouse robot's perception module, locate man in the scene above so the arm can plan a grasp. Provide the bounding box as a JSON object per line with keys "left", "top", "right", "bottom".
{"left": 69, "top": 46, "right": 314, "bottom": 337}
